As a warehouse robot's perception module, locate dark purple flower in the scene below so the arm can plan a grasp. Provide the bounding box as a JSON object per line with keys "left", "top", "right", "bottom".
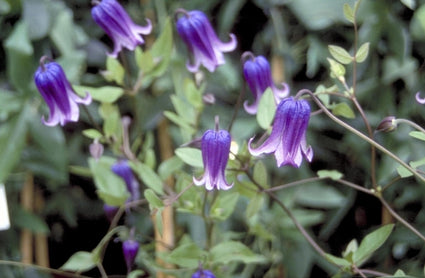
{"left": 249, "top": 97, "right": 313, "bottom": 168}
{"left": 111, "top": 160, "right": 140, "bottom": 200}
{"left": 191, "top": 269, "right": 216, "bottom": 278}
{"left": 122, "top": 239, "right": 139, "bottom": 273}
{"left": 91, "top": 0, "right": 152, "bottom": 58}
{"left": 242, "top": 52, "right": 289, "bottom": 114}
{"left": 34, "top": 57, "right": 91, "bottom": 126}
{"left": 103, "top": 204, "right": 119, "bottom": 222}
{"left": 193, "top": 129, "right": 233, "bottom": 190}
{"left": 176, "top": 9, "right": 237, "bottom": 73}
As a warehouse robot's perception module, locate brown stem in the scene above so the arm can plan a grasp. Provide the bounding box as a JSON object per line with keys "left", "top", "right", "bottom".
{"left": 20, "top": 173, "right": 34, "bottom": 264}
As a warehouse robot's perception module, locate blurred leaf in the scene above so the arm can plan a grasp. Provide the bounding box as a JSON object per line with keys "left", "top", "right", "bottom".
{"left": 88, "top": 157, "right": 129, "bottom": 206}
{"left": 13, "top": 207, "right": 49, "bottom": 234}
{"left": 144, "top": 189, "right": 164, "bottom": 210}
{"left": 210, "top": 192, "right": 239, "bottom": 221}
{"left": 253, "top": 160, "right": 268, "bottom": 187}
{"left": 175, "top": 147, "right": 203, "bottom": 168}
{"left": 60, "top": 251, "right": 96, "bottom": 272}
{"left": 74, "top": 85, "right": 124, "bottom": 103}
{"left": 246, "top": 194, "right": 264, "bottom": 220}
{"left": 400, "top": 0, "right": 415, "bottom": 9}
{"left": 183, "top": 78, "right": 203, "bottom": 110}
{"left": 317, "top": 169, "right": 344, "bottom": 180}
{"left": 135, "top": 47, "right": 155, "bottom": 73}
{"left": 158, "top": 156, "right": 184, "bottom": 180}
{"left": 128, "top": 270, "right": 145, "bottom": 278}
{"left": 332, "top": 102, "right": 355, "bottom": 119}
{"left": 150, "top": 17, "right": 173, "bottom": 75}
{"left": 218, "top": 0, "right": 246, "bottom": 34}
{"left": 343, "top": 3, "right": 355, "bottom": 23}
{"left": 0, "top": 103, "right": 30, "bottom": 183}
{"left": 171, "top": 95, "right": 196, "bottom": 124}
{"left": 329, "top": 45, "right": 352, "bottom": 64}
{"left": 410, "top": 4, "right": 425, "bottom": 40}
{"left": 409, "top": 131, "right": 425, "bottom": 141}
{"left": 102, "top": 57, "right": 124, "bottom": 85}
{"left": 356, "top": 42, "right": 370, "bottom": 63}
{"left": 166, "top": 242, "right": 206, "bottom": 268}
{"left": 131, "top": 161, "right": 164, "bottom": 195}
{"left": 163, "top": 111, "right": 195, "bottom": 135}
{"left": 99, "top": 103, "right": 121, "bottom": 138}
{"left": 325, "top": 253, "right": 351, "bottom": 267}
{"left": 3, "top": 21, "right": 33, "bottom": 93}
{"left": 0, "top": 0, "right": 11, "bottom": 14}
{"left": 295, "top": 184, "right": 346, "bottom": 209}
{"left": 353, "top": 224, "right": 394, "bottom": 265}
{"left": 327, "top": 58, "right": 346, "bottom": 78}
{"left": 396, "top": 165, "right": 413, "bottom": 178}
{"left": 23, "top": 0, "right": 50, "bottom": 40}
{"left": 256, "top": 88, "right": 276, "bottom": 129}
{"left": 210, "top": 241, "right": 267, "bottom": 264}
{"left": 82, "top": 129, "right": 103, "bottom": 140}
{"left": 342, "top": 239, "right": 358, "bottom": 259}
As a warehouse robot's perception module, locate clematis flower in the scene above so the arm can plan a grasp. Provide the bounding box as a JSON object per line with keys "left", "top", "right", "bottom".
{"left": 249, "top": 97, "right": 313, "bottom": 168}
{"left": 122, "top": 239, "right": 139, "bottom": 273}
{"left": 192, "top": 269, "right": 216, "bottom": 278}
{"left": 34, "top": 56, "right": 91, "bottom": 126}
{"left": 91, "top": 0, "right": 152, "bottom": 58}
{"left": 242, "top": 52, "right": 289, "bottom": 114}
{"left": 111, "top": 160, "right": 140, "bottom": 200}
{"left": 416, "top": 92, "right": 425, "bottom": 104}
{"left": 175, "top": 9, "right": 237, "bottom": 73}
{"left": 193, "top": 128, "right": 233, "bottom": 191}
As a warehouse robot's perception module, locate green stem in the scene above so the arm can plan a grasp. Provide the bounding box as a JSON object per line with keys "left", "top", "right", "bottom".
{"left": 300, "top": 89, "right": 425, "bottom": 184}
{"left": 264, "top": 177, "right": 327, "bottom": 192}
{"left": 395, "top": 118, "right": 425, "bottom": 134}
{"left": 0, "top": 260, "right": 91, "bottom": 278}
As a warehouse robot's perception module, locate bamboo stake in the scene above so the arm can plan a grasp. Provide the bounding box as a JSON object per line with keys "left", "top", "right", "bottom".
{"left": 34, "top": 186, "right": 49, "bottom": 268}
{"left": 20, "top": 173, "right": 34, "bottom": 264}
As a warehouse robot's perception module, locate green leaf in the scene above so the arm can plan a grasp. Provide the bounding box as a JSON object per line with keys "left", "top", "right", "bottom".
{"left": 82, "top": 129, "right": 103, "bottom": 140}
{"left": 397, "top": 165, "right": 413, "bottom": 178}
{"left": 183, "top": 78, "right": 203, "bottom": 109}
{"left": 210, "top": 241, "right": 267, "bottom": 264}
{"left": 13, "top": 207, "right": 49, "bottom": 234}
{"left": 158, "top": 156, "right": 184, "bottom": 180}
{"left": 102, "top": 56, "right": 125, "bottom": 85}
{"left": 253, "top": 160, "right": 268, "bottom": 187}
{"left": 135, "top": 47, "right": 155, "bottom": 73}
{"left": 324, "top": 253, "right": 351, "bottom": 267}
{"left": 166, "top": 243, "right": 206, "bottom": 268}
{"left": 393, "top": 269, "right": 407, "bottom": 276}
{"left": 163, "top": 111, "right": 195, "bottom": 135}
{"left": 343, "top": 3, "right": 355, "bottom": 23}
{"left": 246, "top": 194, "right": 264, "bottom": 219}
{"left": 171, "top": 95, "right": 196, "bottom": 124}
{"left": 400, "top": 0, "right": 415, "bottom": 9}
{"left": 23, "top": 0, "right": 50, "bottom": 40}
{"left": 74, "top": 85, "right": 124, "bottom": 103}
{"left": 150, "top": 17, "right": 173, "bottom": 75}
{"left": 327, "top": 58, "right": 346, "bottom": 78}
{"left": 175, "top": 147, "right": 203, "bottom": 168}
{"left": 317, "top": 169, "right": 343, "bottom": 180}
{"left": 99, "top": 103, "right": 121, "bottom": 138}
{"left": 210, "top": 192, "right": 239, "bottom": 221}
{"left": 60, "top": 251, "right": 96, "bottom": 272}
{"left": 332, "top": 102, "right": 355, "bottom": 119}
{"left": 356, "top": 42, "right": 370, "bottom": 63}
{"left": 144, "top": 189, "right": 164, "bottom": 210}
{"left": 128, "top": 270, "right": 146, "bottom": 278}
{"left": 131, "top": 162, "right": 164, "bottom": 195}
{"left": 256, "top": 88, "right": 276, "bottom": 129}
{"left": 329, "top": 45, "right": 352, "bottom": 64}
{"left": 88, "top": 157, "right": 129, "bottom": 206}
{"left": 0, "top": 103, "right": 30, "bottom": 183}
{"left": 295, "top": 184, "right": 346, "bottom": 209}
{"left": 3, "top": 21, "right": 33, "bottom": 93}
{"left": 409, "top": 131, "right": 425, "bottom": 141}
{"left": 353, "top": 224, "right": 394, "bottom": 265}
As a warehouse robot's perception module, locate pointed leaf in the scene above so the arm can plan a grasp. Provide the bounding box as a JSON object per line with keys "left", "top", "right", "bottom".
{"left": 210, "top": 241, "right": 267, "bottom": 264}
{"left": 175, "top": 147, "right": 203, "bottom": 168}
{"left": 332, "top": 102, "right": 355, "bottom": 119}
{"left": 353, "top": 224, "right": 394, "bottom": 265}
{"left": 74, "top": 85, "right": 124, "bottom": 103}
{"left": 60, "top": 251, "right": 96, "bottom": 272}
{"left": 329, "top": 45, "right": 353, "bottom": 64}
{"left": 343, "top": 3, "right": 355, "bottom": 23}
{"left": 409, "top": 131, "right": 425, "bottom": 141}
{"left": 144, "top": 189, "right": 164, "bottom": 210}
{"left": 317, "top": 169, "right": 344, "bottom": 180}
{"left": 210, "top": 192, "right": 239, "bottom": 221}
{"left": 256, "top": 88, "right": 276, "bottom": 129}
{"left": 356, "top": 42, "right": 370, "bottom": 63}
{"left": 130, "top": 162, "right": 164, "bottom": 195}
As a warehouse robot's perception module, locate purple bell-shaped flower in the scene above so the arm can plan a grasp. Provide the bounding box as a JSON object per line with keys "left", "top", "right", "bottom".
{"left": 191, "top": 269, "right": 216, "bottom": 278}
{"left": 111, "top": 160, "right": 140, "bottom": 200}
{"left": 34, "top": 56, "right": 91, "bottom": 126}
{"left": 91, "top": 0, "right": 152, "bottom": 58}
{"left": 122, "top": 239, "right": 139, "bottom": 273}
{"left": 193, "top": 127, "right": 233, "bottom": 191}
{"left": 242, "top": 52, "right": 289, "bottom": 114}
{"left": 175, "top": 9, "right": 237, "bottom": 73}
{"left": 249, "top": 97, "right": 313, "bottom": 168}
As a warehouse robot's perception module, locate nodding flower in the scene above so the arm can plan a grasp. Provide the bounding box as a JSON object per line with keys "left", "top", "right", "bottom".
{"left": 191, "top": 269, "right": 216, "bottom": 278}
{"left": 111, "top": 160, "right": 140, "bottom": 200}
{"left": 242, "top": 52, "right": 289, "bottom": 114}
{"left": 193, "top": 124, "right": 233, "bottom": 190}
{"left": 249, "top": 97, "right": 313, "bottom": 168}
{"left": 91, "top": 0, "right": 152, "bottom": 58}
{"left": 175, "top": 9, "right": 237, "bottom": 73}
{"left": 122, "top": 239, "right": 139, "bottom": 273}
{"left": 34, "top": 56, "right": 91, "bottom": 126}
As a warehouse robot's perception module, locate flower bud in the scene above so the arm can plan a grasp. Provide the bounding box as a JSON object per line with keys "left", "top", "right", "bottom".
{"left": 375, "top": 116, "right": 397, "bottom": 133}
{"left": 89, "top": 140, "right": 104, "bottom": 160}
{"left": 122, "top": 239, "right": 139, "bottom": 273}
